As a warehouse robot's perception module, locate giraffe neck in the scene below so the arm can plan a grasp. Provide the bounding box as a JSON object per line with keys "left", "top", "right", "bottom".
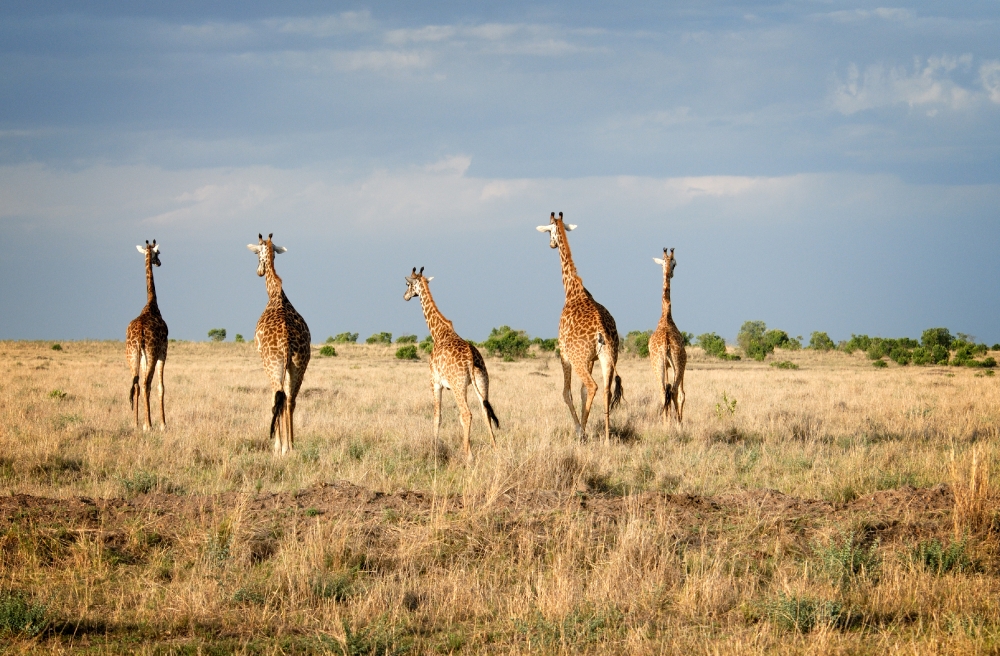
{"left": 417, "top": 282, "right": 454, "bottom": 341}
{"left": 661, "top": 270, "right": 672, "bottom": 321}
{"left": 555, "top": 223, "right": 584, "bottom": 296}
{"left": 263, "top": 252, "right": 283, "bottom": 299}
{"left": 145, "top": 251, "right": 159, "bottom": 312}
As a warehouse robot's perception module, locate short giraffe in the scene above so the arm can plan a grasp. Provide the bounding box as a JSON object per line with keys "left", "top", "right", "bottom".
{"left": 404, "top": 267, "right": 499, "bottom": 460}
{"left": 649, "top": 247, "right": 687, "bottom": 423}
{"left": 247, "top": 233, "right": 311, "bottom": 456}
{"left": 536, "top": 212, "right": 623, "bottom": 440}
{"left": 126, "top": 240, "right": 168, "bottom": 431}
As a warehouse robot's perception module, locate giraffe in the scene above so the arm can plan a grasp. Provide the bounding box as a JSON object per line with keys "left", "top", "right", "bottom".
{"left": 649, "top": 247, "right": 687, "bottom": 424}
{"left": 247, "top": 233, "right": 311, "bottom": 456}
{"left": 404, "top": 267, "right": 499, "bottom": 461}
{"left": 536, "top": 212, "right": 623, "bottom": 441}
{"left": 126, "top": 240, "right": 168, "bottom": 431}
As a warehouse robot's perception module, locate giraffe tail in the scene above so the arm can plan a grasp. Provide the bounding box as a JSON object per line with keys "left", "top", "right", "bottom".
{"left": 483, "top": 399, "right": 500, "bottom": 429}
{"left": 610, "top": 373, "right": 624, "bottom": 412}
{"left": 270, "top": 391, "right": 286, "bottom": 439}
{"left": 664, "top": 383, "right": 672, "bottom": 415}
{"left": 129, "top": 375, "right": 140, "bottom": 410}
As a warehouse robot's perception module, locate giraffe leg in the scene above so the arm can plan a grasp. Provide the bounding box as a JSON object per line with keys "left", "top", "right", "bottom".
{"left": 599, "top": 353, "right": 615, "bottom": 441}
{"left": 674, "top": 370, "right": 686, "bottom": 423}
{"left": 271, "top": 389, "right": 284, "bottom": 455}
{"left": 127, "top": 343, "right": 142, "bottom": 429}
{"left": 156, "top": 359, "right": 166, "bottom": 431}
{"left": 471, "top": 368, "right": 497, "bottom": 447}
{"left": 453, "top": 379, "right": 474, "bottom": 461}
{"left": 432, "top": 378, "right": 444, "bottom": 443}
{"left": 559, "top": 355, "right": 584, "bottom": 438}
{"left": 282, "top": 372, "right": 294, "bottom": 456}
{"left": 653, "top": 353, "right": 668, "bottom": 425}
{"left": 141, "top": 352, "right": 155, "bottom": 432}
{"left": 577, "top": 359, "right": 599, "bottom": 440}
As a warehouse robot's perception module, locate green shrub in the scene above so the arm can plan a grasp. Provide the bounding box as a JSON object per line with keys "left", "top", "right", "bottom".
{"left": 319, "top": 345, "right": 337, "bottom": 357}
{"left": 808, "top": 331, "right": 835, "bottom": 351}
{"left": 396, "top": 335, "right": 417, "bottom": 344}
{"left": 483, "top": 326, "right": 531, "bottom": 361}
{"left": 366, "top": 332, "right": 392, "bottom": 345}
{"left": 532, "top": 337, "right": 558, "bottom": 352}
{"left": 207, "top": 328, "right": 226, "bottom": 342}
{"left": 51, "top": 343, "right": 62, "bottom": 351}
{"left": 841, "top": 334, "right": 871, "bottom": 354}
{"left": 737, "top": 321, "right": 768, "bottom": 361}
{"left": 815, "top": 532, "right": 880, "bottom": 588}
{"left": 234, "top": 334, "right": 245, "bottom": 343}
{"left": 698, "top": 333, "right": 737, "bottom": 360}
{"left": 0, "top": 592, "right": 48, "bottom": 637}
{"left": 331, "top": 332, "right": 359, "bottom": 344}
{"left": 680, "top": 332, "right": 693, "bottom": 347}
{"left": 770, "top": 361, "right": 799, "bottom": 370}
{"left": 872, "top": 359, "right": 888, "bottom": 368}
{"left": 766, "top": 594, "right": 847, "bottom": 633}
{"left": 992, "top": 344, "right": 1000, "bottom": 351}
{"left": 395, "top": 345, "right": 419, "bottom": 360}
{"left": 623, "top": 330, "right": 653, "bottom": 357}
{"left": 911, "top": 538, "right": 976, "bottom": 575}
{"left": 922, "top": 327, "right": 953, "bottom": 349}
{"left": 312, "top": 572, "right": 354, "bottom": 602}
{"left": 419, "top": 335, "right": 434, "bottom": 353}
{"left": 889, "top": 346, "right": 912, "bottom": 365}
{"left": 765, "top": 329, "right": 800, "bottom": 351}
{"left": 911, "top": 347, "right": 932, "bottom": 365}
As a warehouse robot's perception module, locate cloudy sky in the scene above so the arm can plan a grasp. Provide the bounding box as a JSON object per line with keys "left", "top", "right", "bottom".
{"left": 1, "top": 1, "right": 999, "bottom": 344}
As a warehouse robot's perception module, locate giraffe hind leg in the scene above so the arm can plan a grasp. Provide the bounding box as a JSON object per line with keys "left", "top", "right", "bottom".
{"left": 156, "top": 359, "right": 166, "bottom": 430}
{"left": 560, "top": 356, "right": 584, "bottom": 438}
{"left": 141, "top": 352, "right": 155, "bottom": 431}
{"left": 270, "top": 390, "right": 286, "bottom": 454}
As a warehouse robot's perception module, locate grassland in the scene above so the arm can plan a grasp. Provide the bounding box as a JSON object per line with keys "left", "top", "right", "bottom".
{"left": 1, "top": 339, "right": 999, "bottom": 654}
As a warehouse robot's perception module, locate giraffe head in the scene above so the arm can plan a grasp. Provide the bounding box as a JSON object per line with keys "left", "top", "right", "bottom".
{"left": 135, "top": 240, "right": 162, "bottom": 266}
{"left": 536, "top": 211, "right": 576, "bottom": 249}
{"left": 403, "top": 266, "right": 433, "bottom": 301}
{"left": 653, "top": 247, "right": 677, "bottom": 279}
{"left": 246, "top": 233, "right": 287, "bottom": 277}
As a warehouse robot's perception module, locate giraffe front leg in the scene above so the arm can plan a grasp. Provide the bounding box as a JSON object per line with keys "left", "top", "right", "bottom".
{"left": 560, "top": 356, "right": 584, "bottom": 439}
{"left": 432, "top": 379, "right": 443, "bottom": 443}
{"left": 142, "top": 356, "right": 155, "bottom": 432}
{"left": 156, "top": 359, "right": 166, "bottom": 431}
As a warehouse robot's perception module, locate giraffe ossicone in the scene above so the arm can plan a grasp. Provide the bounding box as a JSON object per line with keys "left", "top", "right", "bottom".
{"left": 126, "top": 239, "right": 168, "bottom": 432}
{"left": 248, "top": 233, "right": 311, "bottom": 456}
{"left": 404, "top": 267, "right": 498, "bottom": 461}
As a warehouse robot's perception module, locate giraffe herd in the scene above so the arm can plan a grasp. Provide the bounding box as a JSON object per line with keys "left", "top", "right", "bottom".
{"left": 126, "top": 215, "right": 688, "bottom": 460}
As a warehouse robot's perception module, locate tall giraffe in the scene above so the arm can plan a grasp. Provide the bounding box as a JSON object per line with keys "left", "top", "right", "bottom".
{"left": 247, "top": 233, "right": 311, "bottom": 456}
{"left": 649, "top": 247, "right": 687, "bottom": 423}
{"left": 536, "top": 212, "right": 623, "bottom": 440}
{"left": 126, "top": 240, "right": 168, "bottom": 431}
{"left": 404, "top": 267, "right": 499, "bottom": 461}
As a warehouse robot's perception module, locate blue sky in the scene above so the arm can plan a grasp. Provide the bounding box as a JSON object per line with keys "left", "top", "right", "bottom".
{"left": 1, "top": 2, "right": 999, "bottom": 344}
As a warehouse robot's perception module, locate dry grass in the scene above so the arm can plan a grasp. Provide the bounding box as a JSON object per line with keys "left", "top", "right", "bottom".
{"left": 1, "top": 340, "right": 999, "bottom": 653}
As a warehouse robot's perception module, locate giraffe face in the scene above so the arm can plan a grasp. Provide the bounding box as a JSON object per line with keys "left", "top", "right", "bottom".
{"left": 136, "top": 241, "right": 162, "bottom": 266}
{"left": 404, "top": 267, "right": 432, "bottom": 301}
{"left": 653, "top": 248, "right": 677, "bottom": 279}
{"left": 247, "top": 234, "right": 286, "bottom": 277}
{"left": 536, "top": 212, "right": 576, "bottom": 249}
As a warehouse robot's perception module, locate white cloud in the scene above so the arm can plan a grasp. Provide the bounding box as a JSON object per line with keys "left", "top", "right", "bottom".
{"left": 831, "top": 54, "right": 978, "bottom": 114}
{"left": 980, "top": 60, "right": 1000, "bottom": 104}
{"left": 246, "top": 48, "right": 432, "bottom": 73}
{"left": 822, "top": 7, "right": 913, "bottom": 23}
{"left": 384, "top": 25, "right": 456, "bottom": 46}
{"left": 269, "top": 11, "right": 375, "bottom": 37}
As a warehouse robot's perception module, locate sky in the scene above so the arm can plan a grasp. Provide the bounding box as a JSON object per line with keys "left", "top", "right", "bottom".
{"left": 1, "top": 1, "right": 999, "bottom": 344}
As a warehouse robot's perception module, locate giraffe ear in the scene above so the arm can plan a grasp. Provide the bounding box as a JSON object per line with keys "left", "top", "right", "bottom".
{"left": 566, "top": 224, "right": 577, "bottom": 231}
{"left": 426, "top": 276, "right": 434, "bottom": 282}
{"left": 273, "top": 246, "right": 287, "bottom": 254}
{"left": 536, "top": 225, "right": 553, "bottom": 233}
{"left": 653, "top": 258, "right": 664, "bottom": 265}
{"left": 136, "top": 245, "right": 146, "bottom": 254}
{"left": 247, "top": 244, "right": 261, "bottom": 254}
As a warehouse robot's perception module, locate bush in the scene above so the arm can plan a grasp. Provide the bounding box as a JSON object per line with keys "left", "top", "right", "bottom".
{"left": 992, "top": 344, "right": 1000, "bottom": 351}
{"left": 207, "top": 328, "right": 227, "bottom": 342}
{"left": 51, "top": 343, "right": 62, "bottom": 351}
{"left": 698, "top": 333, "right": 738, "bottom": 360}
{"left": 841, "top": 334, "right": 871, "bottom": 354}
{"left": 680, "top": 332, "right": 693, "bottom": 347}
{"left": 395, "top": 345, "right": 419, "bottom": 360}
{"left": 366, "top": 332, "right": 392, "bottom": 345}
{"left": 737, "top": 320, "right": 768, "bottom": 360}
{"left": 922, "top": 327, "right": 953, "bottom": 349}
{"left": 765, "top": 329, "right": 801, "bottom": 351}
{"left": 483, "top": 326, "right": 531, "bottom": 361}
{"left": 331, "top": 332, "right": 359, "bottom": 344}
{"left": 532, "top": 337, "right": 558, "bottom": 352}
{"left": 815, "top": 532, "right": 880, "bottom": 588}
{"left": 419, "top": 335, "right": 434, "bottom": 353}
{"left": 766, "top": 594, "right": 847, "bottom": 633}
{"left": 623, "top": 330, "right": 653, "bottom": 357}
{"left": 771, "top": 361, "right": 799, "bottom": 370}
{"left": 396, "top": 335, "right": 417, "bottom": 344}
{"left": 872, "top": 359, "right": 888, "bottom": 368}
{"left": 0, "top": 592, "right": 48, "bottom": 637}
{"left": 911, "top": 538, "right": 976, "bottom": 575}
{"left": 319, "top": 345, "right": 337, "bottom": 357}
{"left": 234, "top": 334, "right": 245, "bottom": 343}
{"left": 808, "top": 331, "right": 835, "bottom": 351}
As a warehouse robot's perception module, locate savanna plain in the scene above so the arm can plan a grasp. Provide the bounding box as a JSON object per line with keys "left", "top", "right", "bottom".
{"left": 2, "top": 340, "right": 1000, "bottom": 654}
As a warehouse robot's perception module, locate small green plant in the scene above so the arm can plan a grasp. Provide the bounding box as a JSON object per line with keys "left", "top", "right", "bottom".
{"left": 0, "top": 592, "right": 48, "bottom": 637}
{"left": 232, "top": 588, "right": 265, "bottom": 606}
{"left": 395, "top": 345, "right": 419, "bottom": 360}
{"left": 118, "top": 470, "right": 160, "bottom": 495}
{"left": 366, "top": 332, "right": 392, "bottom": 345}
{"left": 332, "top": 332, "right": 359, "bottom": 343}
{"left": 623, "top": 330, "right": 653, "bottom": 357}
{"left": 312, "top": 572, "right": 354, "bottom": 601}
{"left": 532, "top": 337, "right": 558, "bottom": 352}
{"left": 770, "top": 360, "right": 799, "bottom": 370}
{"left": 911, "top": 538, "right": 976, "bottom": 575}
{"left": 419, "top": 335, "right": 434, "bottom": 353}
{"left": 304, "top": 507, "right": 320, "bottom": 517}
{"left": 50, "top": 343, "right": 62, "bottom": 351}
{"left": 48, "top": 389, "right": 67, "bottom": 399}
{"left": 815, "top": 531, "right": 880, "bottom": 588}
{"left": 395, "top": 334, "right": 417, "bottom": 344}
{"left": 872, "top": 359, "right": 888, "bottom": 368}
{"left": 483, "top": 325, "right": 531, "bottom": 361}
{"left": 234, "top": 334, "right": 245, "bottom": 343}
{"left": 715, "top": 391, "right": 737, "bottom": 419}
{"left": 766, "top": 594, "right": 846, "bottom": 633}
{"left": 207, "top": 328, "right": 227, "bottom": 342}
{"left": 809, "top": 331, "right": 835, "bottom": 351}
{"left": 319, "top": 345, "right": 337, "bottom": 357}
{"left": 348, "top": 442, "right": 366, "bottom": 461}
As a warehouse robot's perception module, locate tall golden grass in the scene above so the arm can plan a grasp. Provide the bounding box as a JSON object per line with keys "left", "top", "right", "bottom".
{"left": 1, "top": 340, "right": 998, "bottom": 653}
